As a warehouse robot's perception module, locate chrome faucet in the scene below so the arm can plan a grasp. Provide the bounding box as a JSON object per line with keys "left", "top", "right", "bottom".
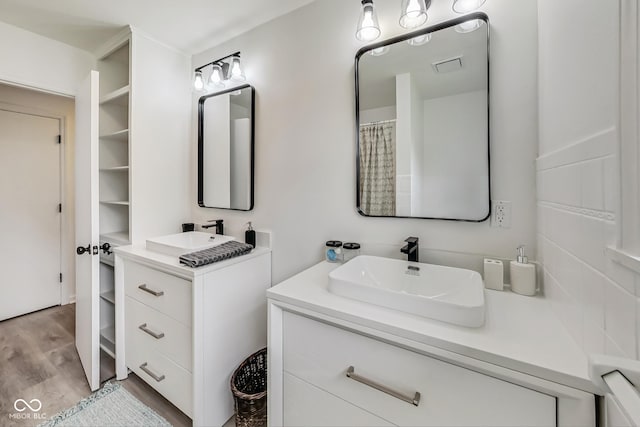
{"left": 202, "top": 219, "right": 224, "bottom": 235}
{"left": 401, "top": 237, "right": 419, "bottom": 262}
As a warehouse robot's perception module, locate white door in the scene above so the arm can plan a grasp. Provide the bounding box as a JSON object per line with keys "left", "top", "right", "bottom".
{"left": 75, "top": 70, "right": 101, "bottom": 391}
{"left": 0, "top": 108, "right": 61, "bottom": 320}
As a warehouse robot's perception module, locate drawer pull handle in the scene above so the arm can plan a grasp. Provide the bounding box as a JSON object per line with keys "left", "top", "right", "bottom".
{"left": 138, "top": 284, "right": 164, "bottom": 297}
{"left": 138, "top": 323, "right": 165, "bottom": 339}
{"left": 140, "top": 362, "right": 165, "bottom": 382}
{"left": 346, "top": 366, "right": 420, "bottom": 407}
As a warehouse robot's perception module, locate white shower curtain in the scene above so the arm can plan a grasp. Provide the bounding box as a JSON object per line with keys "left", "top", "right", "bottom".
{"left": 359, "top": 122, "right": 396, "bottom": 216}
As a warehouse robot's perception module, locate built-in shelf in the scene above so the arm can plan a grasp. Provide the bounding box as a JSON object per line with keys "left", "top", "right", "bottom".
{"left": 100, "top": 326, "right": 116, "bottom": 358}
{"left": 100, "top": 85, "right": 130, "bottom": 105}
{"left": 100, "top": 257, "right": 114, "bottom": 267}
{"left": 100, "top": 291, "right": 115, "bottom": 304}
{"left": 100, "top": 129, "right": 129, "bottom": 141}
{"left": 100, "top": 166, "right": 129, "bottom": 172}
{"left": 100, "top": 231, "right": 130, "bottom": 245}
{"left": 100, "top": 200, "right": 129, "bottom": 206}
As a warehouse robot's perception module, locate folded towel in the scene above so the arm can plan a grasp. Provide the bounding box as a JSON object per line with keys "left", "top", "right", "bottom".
{"left": 179, "top": 240, "right": 254, "bottom": 268}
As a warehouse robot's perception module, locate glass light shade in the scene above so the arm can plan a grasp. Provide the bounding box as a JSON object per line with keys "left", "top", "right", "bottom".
{"left": 407, "top": 33, "right": 432, "bottom": 46}
{"left": 228, "top": 56, "right": 246, "bottom": 82}
{"left": 356, "top": 0, "right": 381, "bottom": 42}
{"left": 208, "top": 64, "right": 225, "bottom": 89}
{"left": 399, "top": 0, "right": 428, "bottom": 29}
{"left": 369, "top": 46, "right": 389, "bottom": 56}
{"left": 455, "top": 19, "right": 481, "bottom": 33}
{"left": 452, "top": 0, "right": 486, "bottom": 13}
{"left": 193, "top": 70, "right": 204, "bottom": 91}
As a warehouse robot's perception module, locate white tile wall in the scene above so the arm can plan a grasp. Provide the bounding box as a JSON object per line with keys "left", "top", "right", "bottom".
{"left": 537, "top": 136, "right": 639, "bottom": 360}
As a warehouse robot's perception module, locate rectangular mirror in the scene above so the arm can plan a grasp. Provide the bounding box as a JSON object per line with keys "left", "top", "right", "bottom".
{"left": 198, "top": 84, "right": 254, "bottom": 210}
{"left": 356, "top": 14, "right": 489, "bottom": 221}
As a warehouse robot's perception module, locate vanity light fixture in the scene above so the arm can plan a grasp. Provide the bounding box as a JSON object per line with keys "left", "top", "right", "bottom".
{"left": 369, "top": 46, "right": 390, "bottom": 56}
{"left": 455, "top": 18, "right": 482, "bottom": 33}
{"left": 399, "top": 0, "right": 430, "bottom": 29}
{"left": 356, "top": 0, "right": 381, "bottom": 42}
{"left": 193, "top": 51, "right": 245, "bottom": 92}
{"left": 407, "top": 33, "right": 432, "bottom": 46}
{"left": 452, "top": 0, "right": 486, "bottom": 13}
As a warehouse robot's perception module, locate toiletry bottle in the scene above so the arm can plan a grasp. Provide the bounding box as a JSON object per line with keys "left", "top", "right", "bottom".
{"left": 510, "top": 245, "right": 536, "bottom": 296}
{"left": 245, "top": 222, "right": 256, "bottom": 248}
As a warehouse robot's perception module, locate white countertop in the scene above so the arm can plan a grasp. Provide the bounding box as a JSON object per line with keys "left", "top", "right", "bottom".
{"left": 267, "top": 261, "right": 595, "bottom": 394}
{"left": 114, "top": 244, "right": 270, "bottom": 279}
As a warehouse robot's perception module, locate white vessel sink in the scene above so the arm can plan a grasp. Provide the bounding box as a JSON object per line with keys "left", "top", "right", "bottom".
{"left": 146, "top": 231, "right": 235, "bottom": 257}
{"left": 328, "top": 255, "right": 485, "bottom": 327}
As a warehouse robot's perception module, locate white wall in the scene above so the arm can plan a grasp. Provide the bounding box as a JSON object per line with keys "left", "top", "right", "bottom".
{"left": 0, "top": 83, "right": 77, "bottom": 304}
{"left": 191, "top": 0, "right": 539, "bottom": 284}
{"left": 537, "top": 0, "right": 639, "bottom": 361}
{"left": 0, "top": 21, "right": 94, "bottom": 97}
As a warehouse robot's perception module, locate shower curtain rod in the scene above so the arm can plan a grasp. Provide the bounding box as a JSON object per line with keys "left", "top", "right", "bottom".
{"left": 360, "top": 119, "right": 397, "bottom": 126}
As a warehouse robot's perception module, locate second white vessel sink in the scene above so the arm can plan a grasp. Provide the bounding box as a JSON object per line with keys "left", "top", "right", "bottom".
{"left": 328, "top": 255, "right": 485, "bottom": 327}
{"left": 146, "top": 231, "right": 235, "bottom": 257}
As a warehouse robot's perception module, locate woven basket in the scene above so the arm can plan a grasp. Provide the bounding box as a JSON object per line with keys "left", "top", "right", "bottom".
{"left": 230, "top": 347, "right": 267, "bottom": 427}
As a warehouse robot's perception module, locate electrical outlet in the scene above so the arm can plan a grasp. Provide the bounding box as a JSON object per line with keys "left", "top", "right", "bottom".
{"left": 492, "top": 200, "right": 512, "bottom": 228}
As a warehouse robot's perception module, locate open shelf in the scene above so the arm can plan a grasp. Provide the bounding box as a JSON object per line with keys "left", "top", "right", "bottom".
{"left": 100, "top": 200, "right": 129, "bottom": 206}
{"left": 100, "top": 291, "right": 115, "bottom": 304}
{"left": 100, "top": 129, "right": 129, "bottom": 141}
{"left": 100, "top": 231, "right": 130, "bottom": 245}
{"left": 100, "top": 326, "right": 116, "bottom": 358}
{"left": 100, "top": 166, "right": 129, "bottom": 172}
{"left": 100, "top": 85, "right": 130, "bottom": 105}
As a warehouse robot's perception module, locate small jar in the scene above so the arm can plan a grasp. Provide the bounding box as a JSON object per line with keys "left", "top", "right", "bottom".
{"left": 325, "top": 241, "right": 343, "bottom": 263}
{"left": 343, "top": 242, "right": 361, "bottom": 262}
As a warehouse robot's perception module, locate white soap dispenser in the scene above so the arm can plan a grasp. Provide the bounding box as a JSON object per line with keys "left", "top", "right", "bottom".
{"left": 510, "top": 245, "right": 536, "bottom": 296}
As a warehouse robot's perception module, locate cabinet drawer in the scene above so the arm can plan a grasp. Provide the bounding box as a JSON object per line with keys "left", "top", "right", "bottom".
{"left": 126, "top": 331, "right": 193, "bottom": 417}
{"left": 125, "top": 296, "right": 192, "bottom": 371}
{"left": 124, "top": 261, "right": 191, "bottom": 326}
{"left": 284, "top": 372, "right": 393, "bottom": 427}
{"left": 283, "top": 312, "right": 556, "bottom": 427}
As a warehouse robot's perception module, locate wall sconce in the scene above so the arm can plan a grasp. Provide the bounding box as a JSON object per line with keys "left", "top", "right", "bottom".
{"left": 355, "top": 0, "right": 487, "bottom": 42}
{"left": 193, "top": 52, "right": 246, "bottom": 92}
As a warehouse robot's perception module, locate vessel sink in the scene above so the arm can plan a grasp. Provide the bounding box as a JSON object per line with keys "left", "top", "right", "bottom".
{"left": 146, "top": 231, "right": 235, "bottom": 257}
{"left": 328, "top": 255, "right": 485, "bottom": 327}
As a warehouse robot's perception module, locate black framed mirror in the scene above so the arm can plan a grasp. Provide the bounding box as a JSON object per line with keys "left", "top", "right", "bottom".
{"left": 198, "top": 84, "right": 255, "bottom": 211}
{"left": 356, "top": 13, "right": 490, "bottom": 221}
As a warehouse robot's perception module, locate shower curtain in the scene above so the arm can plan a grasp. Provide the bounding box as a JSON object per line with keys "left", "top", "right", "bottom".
{"left": 359, "top": 122, "right": 396, "bottom": 216}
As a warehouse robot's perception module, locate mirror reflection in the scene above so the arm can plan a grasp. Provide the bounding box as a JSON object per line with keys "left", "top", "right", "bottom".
{"left": 357, "top": 16, "right": 489, "bottom": 221}
{"left": 198, "top": 85, "right": 254, "bottom": 211}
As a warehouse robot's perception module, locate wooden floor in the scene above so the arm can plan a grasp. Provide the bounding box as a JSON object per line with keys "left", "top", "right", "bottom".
{"left": 0, "top": 304, "right": 193, "bottom": 427}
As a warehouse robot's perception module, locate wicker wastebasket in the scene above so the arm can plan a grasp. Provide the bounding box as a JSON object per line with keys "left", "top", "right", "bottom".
{"left": 230, "top": 347, "right": 267, "bottom": 427}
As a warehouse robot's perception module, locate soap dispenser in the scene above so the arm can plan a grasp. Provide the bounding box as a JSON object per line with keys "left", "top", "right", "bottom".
{"left": 510, "top": 245, "right": 536, "bottom": 296}
{"left": 245, "top": 222, "right": 256, "bottom": 248}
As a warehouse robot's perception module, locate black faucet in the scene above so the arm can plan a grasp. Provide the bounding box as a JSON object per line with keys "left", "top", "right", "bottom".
{"left": 401, "top": 237, "right": 419, "bottom": 262}
{"left": 202, "top": 219, "right": 224, "bottom": 235}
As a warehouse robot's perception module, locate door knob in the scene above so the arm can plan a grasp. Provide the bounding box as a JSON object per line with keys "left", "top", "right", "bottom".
{"left": 100, "top": 243, "right": 112, "bottom": 255}
{"left": 76, "top": 245, "right": 91, "bottom": 255}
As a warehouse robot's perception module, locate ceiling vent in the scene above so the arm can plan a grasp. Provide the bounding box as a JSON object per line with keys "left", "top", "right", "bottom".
{"left": 433, "top": 56, "right": 463, "bottom": 73}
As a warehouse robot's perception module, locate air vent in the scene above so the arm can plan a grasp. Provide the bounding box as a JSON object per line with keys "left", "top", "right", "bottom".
{"left": 433, "top": 56, "right": 463, "bottom": 73}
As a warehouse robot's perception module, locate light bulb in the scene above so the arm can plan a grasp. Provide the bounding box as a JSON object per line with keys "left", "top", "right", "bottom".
{"left": 356, "top": 0, "right": 381, "bottom": 42}
{"left": 369, "top": 46, "right": 389, "bottom": 56}
{"left": 452, "top": 0, "right": 486, "bottom": 13}
{"left": 407, "top": 33, "right": 432, "bottom": 46}
{"left": 228, "top": 56, "right": 246, "bottom": 82}
{"left": 193, "top": 70, "right": 204, "bottom": 91}
{"left": 400, "top": 0, "right": 428, "bottom": 29}
{"left": 455, "top": 19, "right": 481, "bottom": 33}
{"left": 208, "top": 64, "right": 225, "bottom": 89}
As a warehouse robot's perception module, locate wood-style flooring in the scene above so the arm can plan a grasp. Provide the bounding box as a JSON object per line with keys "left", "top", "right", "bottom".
{"left": 0, "top": 304, "right": 193, "bottom": 427}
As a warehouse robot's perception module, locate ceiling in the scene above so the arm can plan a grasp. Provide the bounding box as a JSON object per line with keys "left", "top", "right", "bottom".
{"left": 0, "top": 0, "right": 315, "bottom": 54}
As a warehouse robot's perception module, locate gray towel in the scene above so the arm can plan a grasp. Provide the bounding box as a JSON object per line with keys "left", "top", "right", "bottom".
{"left": 179, "top": 240, "right": 254, "bottom": 268}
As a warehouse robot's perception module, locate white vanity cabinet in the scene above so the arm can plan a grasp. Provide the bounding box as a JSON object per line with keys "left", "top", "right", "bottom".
{"left": 267, "top": 262, "right": 597, "bottom": 427}
{"left": 114, "top": 245, "right": 271, "bottom": 426}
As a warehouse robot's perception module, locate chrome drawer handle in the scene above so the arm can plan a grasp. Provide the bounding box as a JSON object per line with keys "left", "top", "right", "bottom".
{"left": 140, "top": 362, "right": 165, "bottom": 382}
{"left": 346, "top": 366, "right": 420, "bottom": 407}
{"left": 138, "top": 284, "right": 164, "bottom": 297}
{"left": 138, "top": 323, "right": 165, "bottom": 339}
